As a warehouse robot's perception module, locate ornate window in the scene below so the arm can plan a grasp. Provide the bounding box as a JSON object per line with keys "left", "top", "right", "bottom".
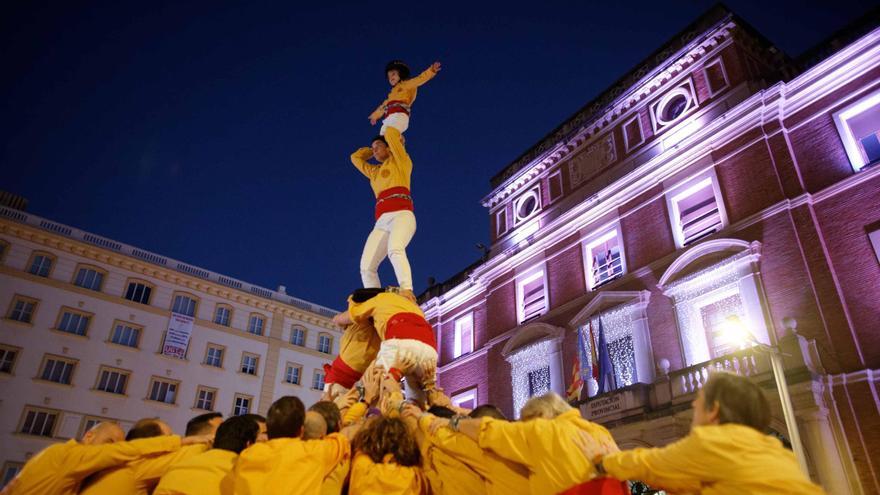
{"left": 583, "top": 226, "right": 626, "bottom": 290}
{"left": 832, "top": 87, "right": 880, "bottom": 172}
{"left": 502, "top": 323, "right": 565, "bottom": 418}
{"left": 513, "top": 187, "right": 541, "bottom": 225}
{"left": 650, "top": 79, "right": 698, "bottom": 134}
{"left": 516, "top": 268, "right": 547, "bottom": 324}
{"left": 666, "top": 171, "right": 728, "bottom": 248}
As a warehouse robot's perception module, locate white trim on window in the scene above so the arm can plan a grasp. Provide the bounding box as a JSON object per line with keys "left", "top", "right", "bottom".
{"left": 583, "top": 224, "right": 627, "bottom": 290}
{"left": 665, "top": 170, "right": 728, "bottom": 248}
{"left": 451, "top": 388, "right": 478, "bottom": 410}
{"left": 513, "top": 186, "right": 541, "bottom": 225}
{"left": 453, "top": 313, "right": 474, "bottom": 359}
{"left": 869, "top": 228, "right": 880, "bottom": 264}
{"left": 516, "top": 267, "right": 548, "bottom": 324}
{"left": 622, "top": 114, "right": 645, "bottom": 152}
{"left": 832, "top": 87, "right": 880, "bottom": 172}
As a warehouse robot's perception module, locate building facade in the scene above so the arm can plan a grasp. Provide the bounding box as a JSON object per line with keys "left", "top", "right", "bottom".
{"left": 422, "top": 7, "right": 880, "bottom": 494}
{"left": 0, "top": 206, "right": 341, "bottom": 486}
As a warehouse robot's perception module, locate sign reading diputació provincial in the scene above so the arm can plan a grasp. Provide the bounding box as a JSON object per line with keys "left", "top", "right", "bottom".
{"left": 162, "top": 313, "right": 194, "bottom": 359}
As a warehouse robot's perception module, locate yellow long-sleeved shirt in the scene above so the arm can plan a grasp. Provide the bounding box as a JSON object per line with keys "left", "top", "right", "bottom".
{"left": 350, "top": 127, "right": 412, "bottom": 197}
{"left": 232, "top": 433, "right": 350, "bottom": 495}
{"left": 4, "top": 435, "right": 181, "bottom": 495}
{"left": 478, "top": 410, "right": 619, "bottom": 495}
{"left": 339, "top": 320, "right": 382, "bottom": 375}
{"left": 347, "top": 292, "right": 425, "bottom": 341}
{"left": 349, "top": 453, "right": 428, "bottom": 495}
{"left": 602, "top": 423, "right": 826, "bottom": 494}
{"left": 79, "top": 444, "right": 208, "bottom": 495}
{"left": 417, "top": 416, "right": 528, "bottom": 495}
{"left": 153, "top": 448, "right": 238, "bottom": 495}
{"left": 370, "top": 67, "right": 438, "bottom": 120}
{"left": 320, "top": 458, "right": 350, "bottom": 495}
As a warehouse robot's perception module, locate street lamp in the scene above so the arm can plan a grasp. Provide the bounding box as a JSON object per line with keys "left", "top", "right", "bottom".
{"left": 721, "top": 315, "right": 809, "bottom": 475}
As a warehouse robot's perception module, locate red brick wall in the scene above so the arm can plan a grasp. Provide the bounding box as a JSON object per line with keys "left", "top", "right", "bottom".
{"left": 788, "top": 114, "right": 853, "bottom": 194}
{"left": 621, "top": 195, "right": 676, "bottom": 270}
{"left": 437, "top": 352, "right": 489, "bottom": 406}
{"left": 546, "top": 242, "right": 586, "bottom": 309}
{"left": 715, "top": 141, "right": 786, "bottom": 223}
{"left": 486, "top": 278, "right": 517, "bottom": 340}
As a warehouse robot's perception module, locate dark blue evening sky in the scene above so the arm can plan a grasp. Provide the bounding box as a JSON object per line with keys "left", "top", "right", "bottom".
{"left": 1, "top": 1, "right": 874, "bottom": 309}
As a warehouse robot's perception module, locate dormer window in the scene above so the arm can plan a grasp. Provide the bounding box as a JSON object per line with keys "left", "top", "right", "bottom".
{"left": 513, "top": 187, "right": 541, "bottom": 225}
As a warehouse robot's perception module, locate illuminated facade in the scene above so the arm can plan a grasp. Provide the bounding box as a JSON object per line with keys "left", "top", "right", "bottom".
{"left": 0, "top": 207, "right": 340, "bottom": 485}
{"left": 422, "top": 6, "right": 880, "bottom": 493}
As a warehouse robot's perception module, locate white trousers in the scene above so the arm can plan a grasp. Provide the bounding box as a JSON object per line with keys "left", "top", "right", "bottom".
{"left": 376, "top": 338, "right": 438, "bottom": 402}
{"left": 360, "top": 210, "right": 416, "bottom": 290}
{"left": 380, "top": 113, "right": 410, "bottom": 135}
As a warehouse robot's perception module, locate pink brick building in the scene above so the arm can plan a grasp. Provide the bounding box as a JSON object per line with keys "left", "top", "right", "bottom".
{"left": 420, "top": 6, "right": 880, "bottom": 493}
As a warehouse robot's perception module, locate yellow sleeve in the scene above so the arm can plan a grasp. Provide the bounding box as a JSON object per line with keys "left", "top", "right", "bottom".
{"left": 383, "top": 127, "right": 412, "bottom": 176}
{"left": 399, "top": 67, "right": 437, "bottom": 89}
{"left": 419, "top": 416, "right": 490, "bottom": 479}
{"left": 343, "top": 402, "right": 368, "bottom": 426}
{"left": 311, "top": 433, "right": 351, "bottom": 477}
{"left": 350, "top": 147, "right": 377, "bottom": 179}
{"left": 66, "top": 435, "right": 182, "bottom": 478}
{"left": 348, "top": 298, "right": 377, "bottom": 326}
{"left": 131, "top": 444, "right": 208, "bottom": 482}
{"left": 477, "top": 418, "right": 537, "bottom": 468}
{"left": 601, "top": 434, "right": 708, "bottom": 493}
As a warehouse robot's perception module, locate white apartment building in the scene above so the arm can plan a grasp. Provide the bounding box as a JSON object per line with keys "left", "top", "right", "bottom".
{"left": 0, "top": 205, "right": 342, "bottom": 484}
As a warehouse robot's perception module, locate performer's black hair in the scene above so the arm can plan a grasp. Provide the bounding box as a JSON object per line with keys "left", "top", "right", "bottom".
{"left": 351, "top": 288, "right": 385, "bottom": 303}
{"left": 385, "top": 60, "right": 411, "bottom": 81}
{"left": 371, "top": 135, "right": 388, "bottom": 147}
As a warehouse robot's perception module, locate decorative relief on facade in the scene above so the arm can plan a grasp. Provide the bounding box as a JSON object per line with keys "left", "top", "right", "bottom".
{"left": 568, "top": 134, "right": 616, "bottom": 188}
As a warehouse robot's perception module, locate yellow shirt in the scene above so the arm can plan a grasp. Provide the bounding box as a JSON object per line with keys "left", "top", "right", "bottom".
{"left": 350, "top": 127, "right": 412, "bottom": 197}
{"left": 153, "top": 448, "right": 238, "bottom": 495}
{"left": 338, "top": 320, "right": 382, "bottom": 375}
{"left": 417, "top": 416, "right": 528, "bottom": 495}
{"left": 349, "top": 453, "right": 427, "bottom": 495}
{"left": 4, "top": 435, "right": 181, "bottom": 495}
{"left": 79, "top": 444, "right": 207, "bottom": 495}
{"left": 232, "top": 434, "right": 350, "bottom": 495}
{"left": 602, "top": 424, "right": 826, "bottom": 494}
{"left": 347, "top": 292, "right": 425, "bottom": 341}
{"left": 377, "top": 67, "right": 438, "bottom": 110}
{"left": 320, "top": 458, "right": 350, "bottom": 495}
{"left": 478, "top": 410, "right": 619, "bottom": 494}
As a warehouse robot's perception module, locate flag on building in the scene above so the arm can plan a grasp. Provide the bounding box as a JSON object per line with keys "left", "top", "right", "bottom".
{"left": 566, "top": 358, "right": 583, "bottom": 402}
{"left": 596, "top": 316, "right": 617, "bottom": 394}
{"left": 588, "top": 319, "right": 599, "bottom": 382}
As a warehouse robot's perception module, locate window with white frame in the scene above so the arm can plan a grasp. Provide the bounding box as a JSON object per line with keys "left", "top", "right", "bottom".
{"left": 869, "top": 227, "right": 880, "bottom": 263}
{"left": 702, "top": 57, "right": 729, "bottom": 97}
{"left": 453, "top": 313, "right": 474, "bottom": 358}
{"left": 623, "top": 115, "right": 644, "bottom": 152}
{"left": 232, "top": 395, "right": 251, "bottom": 416}
{"left": 318, "top": 334, "right": 332, "bottom": 354}
{"left": 496, "top": 208, "right": 508, "bottom": 237}
{"left": 39, "top": 355, "right": 76, "bottom": 385}
{"left": 27, "top": 253, "right": 54, "bottom": 277}
{"left": 312, "top": 370, "right": 325, "bottom": 391}
{"left": 214, "top": 305, "right": 232, "bottom": 326}
{"left": 19, "top": 407, "right": 59, "bottom": 437}
{"left": 172, "top": 294, "right": 197, "bottom": 317}
{"left": 73, "top": 266, "right": 104, "bottom": 291}
{"left": 833, "top": 88, "right": 880, "bottom": 172}
{"left": 147, "top": 377, "right": 178, "bottom": 404}
{"left": 240, "top": 354, "right": 258, "bottom": 375}
{"left": 95, "top": 367, "right": 129, "bottom": 394}
{"left": 110, "top": 322, "right": 141, "bottom": 348}
{"left": 513, "top": 187, "right": 541, "bottom": 225}
{"left": 284, "top": 364, "right": 302, "bottom": 385}
{"left": 247, "top": 315, "right": 265, "bottom": 336}
{"left": 205, "top": 345, "right": 224, "bottom": 368}
{"left": 0, "top": 345, "right": 19, "bottom": 374}
{"left": 584, "top": 227, "right": 626, "bottom": 290}
{"left": 291, "top": 326, "right": 306, "bottom": 346}
{"left": 195, "top": 387, "right": 216, "bottom": 411}
{"left": 517, "top": 269, "right": 547, "bottom": 323}
{"left": 56, "top": 308, "right": 91, "bottom": 336}
{"left": 451, "top": 388, "right": 478, "bottom": 410}
{"left": 667, "top": 174, "right": 727, "bottom": 247}
{"left": 124, "top": 281, "right": 153, "bottom": 305}
{"left": 7, "top": 296, "right": 37, "bottom": 323}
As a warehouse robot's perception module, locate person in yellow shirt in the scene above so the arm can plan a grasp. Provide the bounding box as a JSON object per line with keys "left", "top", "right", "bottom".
{"left": 308, "top": 402, "right": 351, "bottom": 495}
{"left": 1, "top": 421, "right": 205, "bottom": 495}
{"left": 349, "top": 416, "right": 428, "bottom": 495}
{"left": 79, "top": 418, "right": 209, "bottom": 495}
{"left": 596, "top": 371, "right": 826, "bottom": 494}
{"left": 240, "top": 414, "right": 267, "bottom": 442}
{"left": 350, "top": 127, "right": 418, "bottom": 298}
{"left": 368, "top": 60, "right": 442, "bottom": 136}
{"left": 429, "top": 392, "right": 623, "bottom": 495}
{"left": 154, "top": 415, "right": 260, "bottom": 495}
{"left": 232, "top": 396, "right": 352, "bottom": 495}
{"left": 322, "top": 319, "right": 381, "bottom": 400}
{"left": 333, "top": 290, "right": 437, "bottom": 404}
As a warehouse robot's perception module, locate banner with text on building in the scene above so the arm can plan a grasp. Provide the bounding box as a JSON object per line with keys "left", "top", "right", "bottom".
{"left": 162, "top": 313, "right": 194, "bottom": 359}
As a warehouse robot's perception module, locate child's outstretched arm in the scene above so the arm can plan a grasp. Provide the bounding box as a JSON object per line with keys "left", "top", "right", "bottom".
{"left": 399, "top": 61, "right": 441, "bottom": 90}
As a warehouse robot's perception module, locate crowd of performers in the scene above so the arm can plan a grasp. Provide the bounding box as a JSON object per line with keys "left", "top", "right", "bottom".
{"left": 2, "top": 62, "right": 827, "bottom": 494}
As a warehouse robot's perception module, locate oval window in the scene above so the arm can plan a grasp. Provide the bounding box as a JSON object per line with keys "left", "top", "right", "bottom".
{"left": 517, "top": 194, "right": 538, "bottom": 220}
{"left": 661, "top": 94, "right": 688, "bottom": 123}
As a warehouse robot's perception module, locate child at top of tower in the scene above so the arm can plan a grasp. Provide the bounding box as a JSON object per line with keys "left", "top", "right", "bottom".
{"left": 369, "top": 60, "right": 442, "bottom": 135}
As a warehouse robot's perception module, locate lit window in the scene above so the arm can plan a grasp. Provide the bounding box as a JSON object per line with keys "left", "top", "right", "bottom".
{"left": 291, "top": 326, "right": 306, "bottom": 346}
{"left": 96, "top": 367, "right": 129, "bottom": 395}
{"left": 232, "top": 395, "right": 251, "bottom": 416}
{"left": 667, "top": 174, "right": 727, "bottom": 248}
{"left": 584, "top": 227, "right": 626, "bottom": 290}
{"left": 73, "top": 266, "right": 105, "bottom": 291}
{"left": 240, "top": 354, "right": 258, "bottom": 375}
{"left": 453, "top": 313, "right": 474, "bottom": 358}
{"left": 284, "top": 364, "right": 302, "bottom": 385}
{"left": 527, "top": 366, "right": 551, "bottom": 397}
{"left": 2, "top": 462, "right": 23, "bottom": 490}
{"left": 247, "top": 315, "right": 265, "bottom": 336}
{"left": 39, "top": 355, "right": 76, "bottom": 385}
{"left": 832, "top": 88, "right": 880, "bottom": 172}
{"left": 195, "top": 387, "right": 216, "bottom": 411}
{"left": 110, "top": 322, "right": 140, "bottom": 348}
{"left": 312, "top": 370, "right": 326, "bottom": 391}
{"left": 205, "top": 345, "right": 224, "bottom": 368}
{"left": 516, "top": 270, "right": 547, "bottom": 324}
{"left": 124, "top": 281, "right": 153, "bottom": 305}
{"left": 451, "top": 388, "right": 477, "bottom": 410}
{"left": 19, "top": 407, "right": 59, "bottom": 437}
{"left": 0, "top": 345, "right": 19, "bottom": 374}
{"left": 513, "top": 187, "right": 541, "bottom": 225}
{"left": 318, "top": 334, "right": 332, "bottom": 354}
{"left": 56, "top": 309, "right": 91, "bottom": 336}
{"left": 172, "top": 294, "right": 197, "bottom": 317}
{"left": 214, "top": 305, "right": 232, "bottom": 326}
{"left": 27, "top": 253, "right": 54, "bottom": 278}
{"left": 147, "top": 377, "right": 178, "bottom": 404}
{"left": 869, "top": 228, "right": 880, "bottom": 263}
{"left": 7, "top": 296, "right": 38, "bottom": 323}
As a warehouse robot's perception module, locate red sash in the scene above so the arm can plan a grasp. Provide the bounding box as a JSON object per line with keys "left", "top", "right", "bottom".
{"left": 375, "top": 186, "right": 414, "bottom": 219}
{"left": 385, "top": 312, "right": 436, "bottom": 349}
{"left": 558, "top": 478, "right": 629, "bottom": 495}
{"left": 323, "top": 357, "right": 362, "bottom": 389}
